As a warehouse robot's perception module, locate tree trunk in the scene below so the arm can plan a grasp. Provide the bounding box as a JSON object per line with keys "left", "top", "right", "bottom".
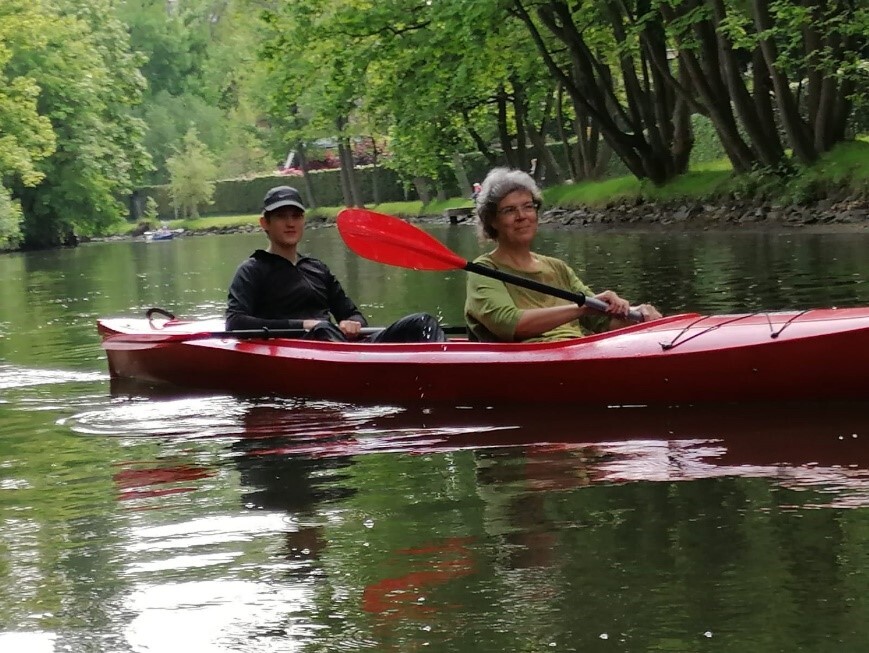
{"left": 462, "top": 110, "right": 498, "bottom": 166}
{"left": 452, "top": 151, "right": 472, "bottom": 198}
{"left": 336, "top": 146, "right": 351, "bottom": 207}
{"left": 516, "top": 0, "right": 678, "bottom": 185}
{"left": 555, "top": 82, "right": 580, "bottom": 181}
{"left": 830, "top": 75, "right": 855, "bottom": 145}
{"left": 592, "top": 138, "right": 612, "bottom": 179}
{"left": 671, "top": 92, "right": 693, "bottom": 175}
{"left": 750, "top": 0, "right": 817, "bottom": 164}
{"left": 705, "top": 0, "right": 785, "bottom": 167}
{"left": 369, "top": 137, "right": 381, "bottom": 206}
{"left": 525, "top": 88, "right": 564, "bottom": 184}
{"left": 660, "top": 0, "right": 756, "bottom": 172}
{"left": 571, "top": 99, "right": 594, "bottom": 179}
{"left": 295, "top": 143, "right": 318, "bottom": 209}
{"left": 338, "top": 137, "right": 362, "bottom": 207}
{"left": 496, "top": 87, "right": 515, "bottom": 168}
{"left": 511, "top": 79, "right": 531, "bottom": 171}
{"left": 413, "top": 177, "right": 431, "bottom": 205}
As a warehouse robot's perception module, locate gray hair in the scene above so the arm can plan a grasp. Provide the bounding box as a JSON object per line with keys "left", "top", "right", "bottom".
{"left": 474, "top": 167, "right": 543, "bottom": 240}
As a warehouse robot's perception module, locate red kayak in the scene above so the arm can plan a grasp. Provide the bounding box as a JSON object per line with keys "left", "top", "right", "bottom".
{"left": 98, "top": 306, "right": 869, "bottom": 405}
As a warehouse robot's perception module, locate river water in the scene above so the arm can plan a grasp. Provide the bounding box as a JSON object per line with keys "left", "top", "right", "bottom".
{"left": 1, "top": 223, "right": 869, "bottom": 652}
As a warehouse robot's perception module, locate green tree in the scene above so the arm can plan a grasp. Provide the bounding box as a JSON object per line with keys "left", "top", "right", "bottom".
{"left": 119, "top": 0, "right": 208, "bottom": 97}
{"left": 124, "top": 0, "right": 274, "bottom": 185}
{"left": 5, "top": 0, "right": 150, "bottom": 249}
{"left": 137, "top": 90, "right": 226, "bottom": 185}
{"left": 166, "top": 128, "right": 217, "bottom": 218}
{"left": 258, "top": 0, "right": 373, "bottom": 206}
{"left": 0, "top": 1, "right": 58, "bottom": 250}
{"left": 659, "top": 0, "right": 867, "bottom": 170}
{"left": 0, "top": 186, "right": 23, "bottom": 250}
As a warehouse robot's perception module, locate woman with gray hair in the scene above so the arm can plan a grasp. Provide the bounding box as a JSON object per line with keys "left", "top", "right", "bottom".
{"left": 464, "top": 168, "right": 661, "bottom": 342}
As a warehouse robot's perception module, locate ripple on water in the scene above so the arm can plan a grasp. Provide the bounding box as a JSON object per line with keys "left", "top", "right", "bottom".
{"left": 60, "top": 395, "right": 403, "bottom": 441}
{"left": 59, "top": 393, "right": 506, "bottom": 456}
{"left": 60, "top": 395, "right": 253, "bottom": 439}
{"left": 0, "top": 632, "right": 57, "bottom": 653}
{"left": 124, "top": 579, "right": 317, "bottom": 653}
{"left": 0, "top": 363, "right": 106, "bottom": 392}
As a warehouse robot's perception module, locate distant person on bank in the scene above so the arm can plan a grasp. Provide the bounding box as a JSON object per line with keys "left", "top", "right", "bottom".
{"left": 227, "top": 186, "right": 446, "bottom": 343}
{"left": 464, "top": 168, "right": 661, "bottom": 342}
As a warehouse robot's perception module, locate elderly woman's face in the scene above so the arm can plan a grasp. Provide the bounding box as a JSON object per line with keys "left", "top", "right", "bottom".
{"left": 493, "top": 189, "right": 538, "bottom": 247}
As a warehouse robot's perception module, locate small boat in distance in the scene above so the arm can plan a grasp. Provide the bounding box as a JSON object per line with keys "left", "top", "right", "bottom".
{"left": 143, "top": 225, "right": 181, "bottom": 242}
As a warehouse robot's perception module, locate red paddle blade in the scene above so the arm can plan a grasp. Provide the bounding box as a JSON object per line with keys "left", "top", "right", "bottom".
{"left": 337, "top": 208, "right": 467, "bottom": 271}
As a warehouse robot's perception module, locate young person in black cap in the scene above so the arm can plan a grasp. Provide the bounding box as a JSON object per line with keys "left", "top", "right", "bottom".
{"left": 226, "top": 186, "right": 446, "bottom": 343}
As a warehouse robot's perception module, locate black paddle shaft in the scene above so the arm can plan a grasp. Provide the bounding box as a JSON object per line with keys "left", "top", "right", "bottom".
{"left": 215, "top": 325, "right": 466, "bottom": 339}
{"left": 464, "top": 261, "right": 644, "bottom": 322}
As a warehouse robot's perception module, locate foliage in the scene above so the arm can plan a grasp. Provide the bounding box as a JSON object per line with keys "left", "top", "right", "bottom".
{"left": 0, "top": 185, "right": 23, "bottom": 250}
{"left": 4, "top": 0, "right": 867, "bottom": 249}
{"left": 690, "top": 115, "right": 728, "bottom": 165}
{"left": 3, "top": 0, "right": 151, "bottom": 248}
{"left": 0, "top": 3, "right": 56, "bottom": 188}
{"left": 123, "top": 0, "right": 274, "bottom": 184}
{"left": 142, "top": 196, "right": 159, "bottom": 223}
{"left": 780, "top": 140, "right": 869, "bottom": 202}
{"left": 166, "top": 129, "right": 217, "bottom": 218}
{"left": 136, "top": 90, "right": 225, "bottom": 185}
{"left": 0, "top": 0, "right": 58, "bottom": 251}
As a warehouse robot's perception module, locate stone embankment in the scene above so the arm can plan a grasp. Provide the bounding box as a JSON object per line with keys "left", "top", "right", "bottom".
{"left": 539, "top": 196, "right": 868, "bottom": 230}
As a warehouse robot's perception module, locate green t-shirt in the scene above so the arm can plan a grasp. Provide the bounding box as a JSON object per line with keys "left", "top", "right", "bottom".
{"left": 464, "top": 252, "right": 609, "bottom": 342}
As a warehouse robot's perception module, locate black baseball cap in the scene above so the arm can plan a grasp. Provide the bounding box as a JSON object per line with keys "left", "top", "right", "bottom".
{"left": 263, "top": 186, "right": 305, "bottom": 213}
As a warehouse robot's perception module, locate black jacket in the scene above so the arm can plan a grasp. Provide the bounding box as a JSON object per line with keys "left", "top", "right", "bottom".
{"left": 225, "top": 249, "right": 367, "bottom": 331}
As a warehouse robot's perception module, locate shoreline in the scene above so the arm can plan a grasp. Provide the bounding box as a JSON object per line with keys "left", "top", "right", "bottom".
{"left": 86, "top": 196, "right": 869, "bottom": 244}
{"left": 538, "top": 196, "right": 868, "bottom": 233}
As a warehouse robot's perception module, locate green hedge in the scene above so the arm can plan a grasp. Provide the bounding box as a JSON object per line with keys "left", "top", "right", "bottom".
{"left": 132, "top": 166, "right": 411, "bottom": 220}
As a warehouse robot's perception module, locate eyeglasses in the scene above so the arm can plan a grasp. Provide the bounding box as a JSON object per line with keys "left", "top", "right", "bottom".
{"left": 497, "top": 201, "right": 539, "bottom": 219}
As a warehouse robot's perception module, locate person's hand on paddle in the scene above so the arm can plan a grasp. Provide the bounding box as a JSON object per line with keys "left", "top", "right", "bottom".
{"left": 594, "top": 291, "right": 662, "bottom": 329}
{"left": 593, "top": 290, "right": 632, "bottom": 317}
{"left": 338, "top": 320, "right": 363, "bottom": 340}
{"left": 634, "top": 303, "right": 662, "bottom": 323}
{"left": 608, "top": 301, "right": 662, "bottom": 329}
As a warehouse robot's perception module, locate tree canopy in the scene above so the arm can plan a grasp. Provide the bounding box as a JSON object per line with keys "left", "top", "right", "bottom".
{"left": 1, "top": 0, "right": 866, "bottom": 250}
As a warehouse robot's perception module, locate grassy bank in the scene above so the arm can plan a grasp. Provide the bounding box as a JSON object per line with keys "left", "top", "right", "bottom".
{"left": 545, "top": 138, "right": 868, "bottom": 208}
{"left": 115, "top": 138, "right": 868, "bottom": 236}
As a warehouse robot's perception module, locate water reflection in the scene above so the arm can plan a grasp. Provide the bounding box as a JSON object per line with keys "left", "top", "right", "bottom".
{"left": 24, "top": 383, "right": 869, "bottom": 650}
{"left": 114, "top": 463, "right": 213, "bottom": 501}
{"left": 67, "top": 384, "right": 869, "bottom": 499}
{"left": 232, "top": 403, "right": 359, "bottom": 573}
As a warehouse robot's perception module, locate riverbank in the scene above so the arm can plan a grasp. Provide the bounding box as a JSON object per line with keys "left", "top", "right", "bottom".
{"left": 539, "top": 195, "right": 869, "bottom": 232}
{"left": 90, "top": 192, "right": 867, "bottom": 245}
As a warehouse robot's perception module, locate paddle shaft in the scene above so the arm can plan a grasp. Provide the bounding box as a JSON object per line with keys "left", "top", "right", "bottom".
{"left": 465, "top": 261, "right": 644, "bottom": 321}
{"left": 188, "top": 327, "right": 385, "bottom": 340}
{"left": 104, "top": 324, "right": 467, "bottom": 347}
{"left": 204, "top": 325, "right": 467, "bottom": 338}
